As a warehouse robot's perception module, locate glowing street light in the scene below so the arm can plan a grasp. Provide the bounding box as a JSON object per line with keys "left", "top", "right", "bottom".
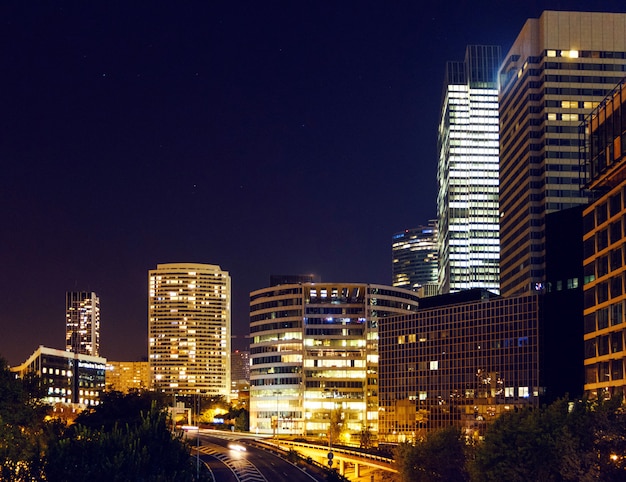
{"left": 182, "top": 425, "right": 200, "bottom": 478}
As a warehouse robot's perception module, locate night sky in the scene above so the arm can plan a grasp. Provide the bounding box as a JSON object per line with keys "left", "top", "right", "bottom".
{"left": 1, "top": 1, "right": 623, "bottom": 366}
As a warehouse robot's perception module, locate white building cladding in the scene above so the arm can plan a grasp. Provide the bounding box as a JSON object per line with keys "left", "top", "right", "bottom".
{"left": 437, "top": 45, "right": 501, "bottom": 295}
{"left": 249, "top": 282, "right": 420, "bottom": 440}
{"left": 148, "top": 263, "right": 231, "bottom": 399}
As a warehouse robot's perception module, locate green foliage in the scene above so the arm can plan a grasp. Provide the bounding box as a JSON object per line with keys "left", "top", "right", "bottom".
{"left": 395, "top": 426, "right": 469, "bottom": 482}
{"left": 359, "top": 424, "right": 373, "bottom": 449}
{"left": 286, "top": 448, "right": 300, "bottom": 463}
{"left": 0, "top": 357, "right": 50, "bottom": 481}
{"left": 469, "top": 397, "right": 626, "bottom": 482}
{"left": 325, "top": 467, "right": 350, "bottom": 482}
{"left": 45, "top": 402, "right": 204, "bottom": 481}
{"left": 233, "top": 408, "right": 249, "bottom": 431}
{"left": 0, "top": 364, "right": 210, "bottom": 482}
{"left": 74, "top": 390, "right": 168, "bottom": 432}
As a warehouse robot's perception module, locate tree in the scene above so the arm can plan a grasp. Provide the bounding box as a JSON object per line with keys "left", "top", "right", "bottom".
{"left": 470, "top": 397, "right": 626, "bottom": 482}
{"left": 73, "top": 390, "right": 167, "bottom": 432}
{"left": 329, "top": 407, "right": 346, "bottom": 446}
{"left": 45, "top": 398, "right": 210, "bottom": 481}
{"left": 395, "top": 426, "right": 469, "bottom": 482}
{"left": 359, "top": 424, "right": 373, "bottom": 449}
{"left": 233, "top": 408, "right": 249, "bottom": 432}
{"left": 197, "top": 395, "right": 229, "bottom": 425}
{"left": 0, "top": 357, "right": 50, "bottom": 481}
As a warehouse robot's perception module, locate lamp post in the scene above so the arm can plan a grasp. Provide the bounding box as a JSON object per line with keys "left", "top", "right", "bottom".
{"left": 272, "top": 390, "right": 282, "bottom": 439}
{"left": 182, "top": 425, "right": 200, "bottom": 479}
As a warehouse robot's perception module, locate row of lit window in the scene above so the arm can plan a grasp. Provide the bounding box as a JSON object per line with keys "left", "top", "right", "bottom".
{"left": 547, "top": 113, "right": 581, "bottom": 121}
{"left": 397, "top": 386, "right": 532, "bottom": 400}
{"left": 42, "top": 367, "right": 71, "bottom": 377}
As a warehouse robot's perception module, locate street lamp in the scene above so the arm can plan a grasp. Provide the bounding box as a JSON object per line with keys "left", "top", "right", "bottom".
{"left": 272, "top": 390, "right": 282, "bottom": 439}
{"left": 182, "top": 425, "right": 200, "bottom": 479}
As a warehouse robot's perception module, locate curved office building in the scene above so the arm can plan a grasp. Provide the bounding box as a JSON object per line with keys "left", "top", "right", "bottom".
{"left": 249, "top": 282, "right": 420, "bottom": 441}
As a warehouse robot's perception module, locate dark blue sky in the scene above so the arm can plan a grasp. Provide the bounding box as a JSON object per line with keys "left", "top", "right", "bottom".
{"left": 1, "top": 1, "right": 623, "bottom": 365}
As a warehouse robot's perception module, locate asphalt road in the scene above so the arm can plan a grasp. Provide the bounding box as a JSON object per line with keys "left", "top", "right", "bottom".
{"left": 191, "top": 431, "right": 325, "bottom": 482}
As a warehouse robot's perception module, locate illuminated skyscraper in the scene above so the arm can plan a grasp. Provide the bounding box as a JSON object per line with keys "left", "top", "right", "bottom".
{"left": 249, "top": 281, "right": 420, "bottom": 438}
{"left": 499, "top": 11, "right": 626, "bottom": 296}
{"left": 392, "top": 222, "right": 438, "bottom": 292}
{"left": 148, "top": 263, "right": 231, "bottom": 398}
{"left": 437, "top": 45, "right": 501, "bottom": 294}
{"left": 66, "top": 291, "right": 100, "bottom": 357}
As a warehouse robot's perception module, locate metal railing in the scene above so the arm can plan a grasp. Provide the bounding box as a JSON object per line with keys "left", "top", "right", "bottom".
{"left": 260, "top": 439, "right": 394, "bottom": 466}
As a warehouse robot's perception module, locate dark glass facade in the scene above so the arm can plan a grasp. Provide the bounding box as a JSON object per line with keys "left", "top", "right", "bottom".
{"left": 392, "top": 222, "right": 438, "bottom": 291}
{"left": 379, "top": 290, "right": 543, "bottom": 441}
{"left": 582, "top": 78, "right": 626, "bottom": 399}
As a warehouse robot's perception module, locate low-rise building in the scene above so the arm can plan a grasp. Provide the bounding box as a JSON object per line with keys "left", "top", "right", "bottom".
{"left": 106, "top": 360, "right": 150, "bottom": 393}
{"left": 12, "top": 345, "right": 106, "bottom": 407}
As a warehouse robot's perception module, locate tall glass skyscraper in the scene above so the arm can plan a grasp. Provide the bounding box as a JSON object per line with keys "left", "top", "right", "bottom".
{"left": 437, "top": 45, "right": 501, "bottom": 294}
{"left": 148, "top": 263, "right": 231, "bottom": 398}
{"left": 499, "top": 11, "right": 626, "bottom": 296}
{"left": 392, "top": 222, "right": 438, "bottom": 292}
{"left": 66, "top": 291, "right": 100, "bottom": 357}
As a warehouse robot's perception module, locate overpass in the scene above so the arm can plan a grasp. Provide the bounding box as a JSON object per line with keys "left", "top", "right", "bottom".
{"left": 259, "top": 439, "right": 396, "bottom": 481}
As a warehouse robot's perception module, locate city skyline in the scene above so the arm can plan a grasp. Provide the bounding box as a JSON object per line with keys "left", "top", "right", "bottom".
{"left": 2, "top": 2, "right": 625, "bottom": 366}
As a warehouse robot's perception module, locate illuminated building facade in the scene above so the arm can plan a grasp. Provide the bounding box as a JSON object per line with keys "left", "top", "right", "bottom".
{"left": 249, "top": 282, "right": 420, "bottom": 440}
{"left": 378, "top": 290, "right": 542, "bottom": 441}
{"left": 12, "top": 345, "right": 106, "bottom": 407}
{"left": 66, "top": 291, "right": 100, "bottom": 356}
{"left": 437, "top": 45, "right": 501, "bottom": 295}
{"left": 231, "top": 350, "right": 250, "bottom": 387}
{"left": 106, "top": 360, "right": 150, "bottom": 393}
{"left": 581, "top": 78, "right": 626, "bottom": 399}
{"left": 392, "top": 222, "right": 438, "bottom": 292}
{"left": 499, "top": 11, "right": 626, "bottom": 296}
{"left": 148, "top": 263, "right": 231, "bottom": 399}
{"left": 231, "top": 350, "right": 250, "bottom": 409}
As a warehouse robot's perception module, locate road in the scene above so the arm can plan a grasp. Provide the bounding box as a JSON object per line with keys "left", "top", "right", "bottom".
{"left": 188, "top": 431, "right": 325, "bottom": 482}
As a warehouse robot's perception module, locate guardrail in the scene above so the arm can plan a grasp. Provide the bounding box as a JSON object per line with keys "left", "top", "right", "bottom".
{"left": 261, "top": 439, "right": 394, "bottom": 466}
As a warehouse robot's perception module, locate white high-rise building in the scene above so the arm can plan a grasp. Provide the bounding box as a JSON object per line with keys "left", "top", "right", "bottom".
{"left": 437, "top": 45, "right": 501, "bottom": 294}
{"left": 148, "top": 263, "right": 231, "bottom": 398}
{"left": 66, "top": 291, "right": 100, "bottom": 357}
